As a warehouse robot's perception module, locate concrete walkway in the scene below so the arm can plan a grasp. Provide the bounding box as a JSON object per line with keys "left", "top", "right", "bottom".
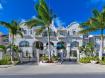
{"left": 0, "top": 64, "right": 105, "bottom": 78}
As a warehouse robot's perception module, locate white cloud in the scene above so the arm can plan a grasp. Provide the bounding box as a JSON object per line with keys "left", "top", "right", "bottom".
{"left": 0, "top": 3, "right": 3, "bottom": 10}
{"left": 54, "top": 17, "right": 65, "bottom": 27}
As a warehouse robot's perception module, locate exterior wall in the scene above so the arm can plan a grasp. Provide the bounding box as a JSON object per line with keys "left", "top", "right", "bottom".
{"left": 13, "top": 22, "right": 88, "bottom": 61}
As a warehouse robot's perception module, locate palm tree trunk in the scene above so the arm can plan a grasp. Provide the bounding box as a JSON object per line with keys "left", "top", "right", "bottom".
{"left": 10, "top": 35, "right": 14, "bottom": 64}
{"left": 47, "top": 27, "right": 51, "bottom": 61}
{"left": 36, "top": 49, "right": 39, "bottom": 64}
{"left": 99, "top": 29, "right": 104, "bottom": 60}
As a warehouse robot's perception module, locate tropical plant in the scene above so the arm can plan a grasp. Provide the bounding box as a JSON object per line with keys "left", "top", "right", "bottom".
{"left": 0, "top": 55, "right": 11, "bottom": 65}
{"left": 86, "top": 42, "right": 95, "bottom": 56}
{"left": 79, "top": 42, "right": 95, "bottom": 57}
{"left": 26, "top": 0, "right": 55, "bottom": 61}
{"left": 79, "top": 7, "right": 105, "bottom": 60}
{"left": 0, "top": 20, "right": 23, "bottom": 64}
{"left": 0, "top": 45, "right": 6, "bottom": 53}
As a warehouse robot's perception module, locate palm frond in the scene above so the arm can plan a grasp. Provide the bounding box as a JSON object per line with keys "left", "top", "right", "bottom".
{"left": 35, "top": 1, "right": 40, "bottom": 12}
{"left": 79, "top": 21, "right": 91, "bottom": 28}
{"left": 38, "top": 5, "right": 51, "bottom": 24}
{"left": 79, "top": 28, "right": 97, "bottom": 34}
{"left": 93, "top": 9, "right": 100, "bottom": 18}
{"left": 0, "top": 21, "right": 12, "bottom": 29}
{"left": 16, "top": 32, "right": 23, "bottom": 38}
{"left": 11, "top": 20, "right": 18, "bottom": 27}
{"left": 36, "top": 26, "right": 45, "bottom": 35}
{"left": 101, "top": 7, "right": 105, "bottom": 22}
{"left": 40, "top": 0, "right": 49, "bottom": 13}
{"left": 26, "top": 18, "right": 44, "bottom": 28}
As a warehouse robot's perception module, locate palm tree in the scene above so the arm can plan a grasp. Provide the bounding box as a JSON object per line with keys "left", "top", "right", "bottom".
{"left": 26, "top": 0, "right": 54, "bottom": 62}
{"left": 0, "top": 20, "right": 23, "bottom": 63}
{"left": 79, "top": 7, "right": 105, "bottom": 60}
{"left": 0, "top": 45, "right": 6, "bottom": 53}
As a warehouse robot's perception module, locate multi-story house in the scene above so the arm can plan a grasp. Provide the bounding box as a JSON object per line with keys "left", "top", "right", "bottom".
{"left": 12, "top": 21, "right": 84, "bottom": 62}
{"left": 12, "top": 20, "right": 104, "bottom": 62}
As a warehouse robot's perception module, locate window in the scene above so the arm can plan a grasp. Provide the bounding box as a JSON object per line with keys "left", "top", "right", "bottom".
{"left": 23, "top": 30, "right": 27, "bottom": 34}
{"left": 19, "top": 41, "right": 30, "bottom": 47}
{"left": 21, "top": 28, "right": 27, "bottom": 34}
{"left": 59, "top": 31, "right": 66, "bottom": 36}
{"left": 83, "top": 35, "right": 88, "bottom": 38}
{"left": 30, "top": 30, "right": 32, "bottom": 34}
{"left": 73, "top": 31, "right": 76, "bottom": 35}
{"left": 54, "top": 31, "right": 56, "bottom": 36}
{"left": 68, "top": 31, "right": 70, "bottom": 35}
{"left": 43, "top": 31, "right": 47, "bottom": 37}
{"left": 57, "top": 42, "right": 66, "bottom": 50}
{"left": 71, "top": 41, "right": 79, "bottom": 47}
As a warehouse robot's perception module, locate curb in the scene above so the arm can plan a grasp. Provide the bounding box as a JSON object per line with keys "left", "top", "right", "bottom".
{"left": 0, "top": 65, "right": 14, "bottom": 68}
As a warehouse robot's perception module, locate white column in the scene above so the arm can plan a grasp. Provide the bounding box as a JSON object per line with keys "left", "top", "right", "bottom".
{"left": 54, "top": 42, "right": 57, "bottom": 56}
{"left": 77, "top": 49, "right": 80, "bottom": 62}
{"left": 66, "top": 44, "right": 70, "bottom": 58}
{"left": 36, "top": 49, "right": 39, "bottom": 64}
{"left": 43, "top": 43, "right": 46, "bottom": 55}
{"left": 19, "top": 52, "right": 23, "bottom": 63}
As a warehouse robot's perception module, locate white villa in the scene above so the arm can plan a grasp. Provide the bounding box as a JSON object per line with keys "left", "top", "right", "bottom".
{"left": 6, "top": 21, "right": 103, "bottom": 62}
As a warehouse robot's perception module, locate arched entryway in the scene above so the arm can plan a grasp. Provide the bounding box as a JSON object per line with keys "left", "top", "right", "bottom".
{"left": 57, "top": 41, "right": 67, "bottom": 58}
{"left": 46, "top": 42, "right": 56, "bottom": 56}
{"left": 70, "top": 41, "right": 79, "bottom": 58}
{"left": 19, "top": 41, "right": 30, "bottom": 58}
{"left": 33, "top": 41, "right": 44, "bottom": 59}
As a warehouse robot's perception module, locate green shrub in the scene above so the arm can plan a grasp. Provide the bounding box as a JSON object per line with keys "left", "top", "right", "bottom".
{"left": 0, "top": 55, "right": 11, "bottom": 65}
{"left": 80, "top": 57, "right": 91, "bottom": 63}
{"left": 80, "top": 56, "right": 99, "bottom": 63}
{"left": 99, "top": 56, "right": 105, "bottom": 65}
{"left": 90, "top": 56, "right": 99, "bottom": 61}
{"left": 40, "top": 55, "right": 49, "bottom": 61}
{"left": 99, "top": 60, "right": 105, "bottom": 65}
{"left": 40, "top": 55, "right": 59, "bottom": 63}
{"left": 51, "top": 55, "right": 59, "bottom": 61}
{"left": 102, "top": 56, "right": 105, "bottom": 60}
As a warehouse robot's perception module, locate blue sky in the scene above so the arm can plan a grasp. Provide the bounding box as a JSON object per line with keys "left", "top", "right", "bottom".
{"left": 0, "top": 0, "right": 105, "bottom": 35}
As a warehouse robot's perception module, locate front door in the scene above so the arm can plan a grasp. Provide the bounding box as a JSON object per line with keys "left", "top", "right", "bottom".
{"left": 70, "top": 50, "right": 77, "bottom": 62}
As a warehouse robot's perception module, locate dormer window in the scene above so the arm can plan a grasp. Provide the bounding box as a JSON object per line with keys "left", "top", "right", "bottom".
{"left": 43, "top": 31, "right": 47, "bottom": 37}
{"left": 23, "top": 30, "right": 27, "bottom": 34}
{"left": 59, "top": 31, "right": 65, "bottom": 36}
{"left": 30, "top": 30, "right": 32, "bottom": 34}
{"left": 73, "top": 31, "right": 76, "bottom": 35}
{"left": 20, "top": 28, "right": 27, "bottom": 34}
{"left": 68, "top": 31, "right": 70, "bottom": 35}
{"left": 19, "top": 41, "right": 30, "bottom": 47}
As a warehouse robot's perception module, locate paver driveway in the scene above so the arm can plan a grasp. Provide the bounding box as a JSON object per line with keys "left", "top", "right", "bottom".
{"left": 0, "top": 63, "right": 105, "bottom": 78}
